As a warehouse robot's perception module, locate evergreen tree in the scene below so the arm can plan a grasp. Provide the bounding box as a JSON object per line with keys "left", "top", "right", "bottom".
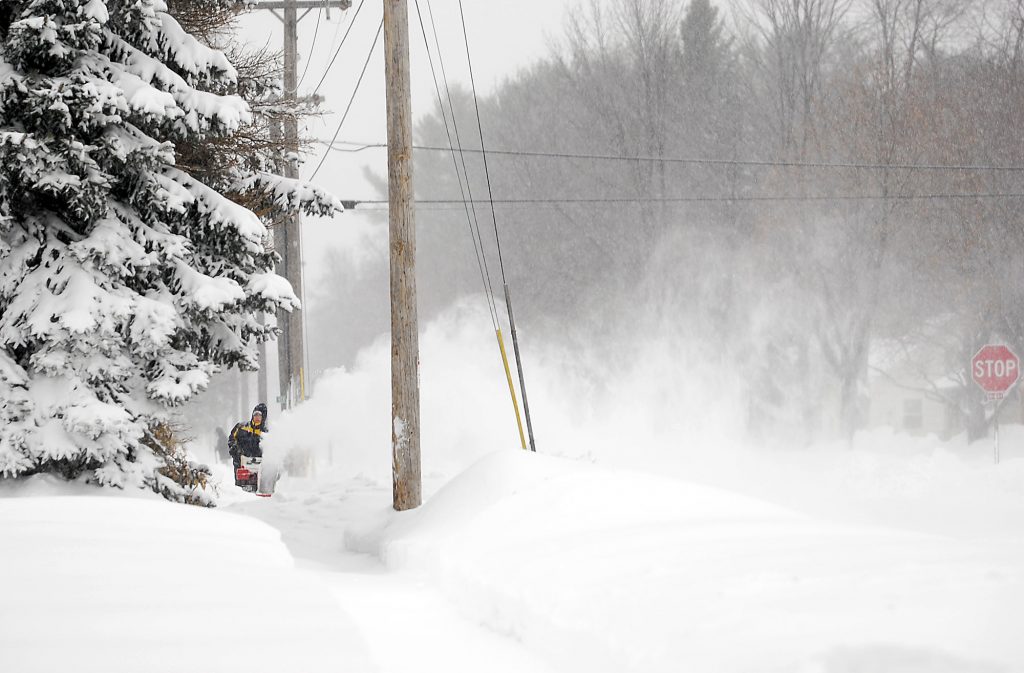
{"left": 0, "top": 0, "right": 333, "bottom": 501}
{"left": 166, "top": 0, "right": 339, "bottom": 229}
{"left": 680, "top": 0, "right": 731, "bottom": 82}
{"left": 168, "top": 0, "right": 340, "bottom": 441}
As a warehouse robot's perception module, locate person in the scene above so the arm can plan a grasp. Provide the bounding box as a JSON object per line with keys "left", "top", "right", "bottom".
{"left": 228, "top": 403, "right": 268, "bottom": 485}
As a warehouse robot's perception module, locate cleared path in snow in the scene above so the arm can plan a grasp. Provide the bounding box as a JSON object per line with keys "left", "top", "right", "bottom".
{"left": 226, "top": 450, "right": 1024, "bottom": 673}
{"left": 225, "top": 473, "right": 558, "bottom": 673}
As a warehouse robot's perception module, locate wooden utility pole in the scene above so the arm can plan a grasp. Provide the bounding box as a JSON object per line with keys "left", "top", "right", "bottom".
{"left": 281, "top": 0, "right": 303, "bottom": 409}
{"left": 251, "top": 0, "right": 350, "bottom": 410}
{"left": 384, "top": 0, "right": 421, "bottom": 511}
{"left": 257, "top": 316, "right": 268, "bottom": 405}
{"left": 267, "top": 114, "right": 291, "bottom": 407}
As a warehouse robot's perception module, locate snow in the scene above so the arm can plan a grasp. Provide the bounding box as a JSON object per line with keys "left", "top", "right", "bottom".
{"left": 152, "top": 12, "right": 238, "bottom": 83}
{"left": 80, "top": 0, "right": 109, "bottom": 23}
{"left": 393, "top": 415, "right": 406, "bottom": 447}
{"left": 357, "top": 452, "right": 1024, "bottom": 673}
{"left": 0, "top": 490, "right": 372, "bottom": 673}
{"left": 232, "top": 172, "right": 344, "bottom": 216}
{"left": 4, "top": 309, "right": 1024, "bottom": 672}
{"left": 174, "top": 261, "right": 245, "bottom": 311}
{"left": 0, "top": 350, "right": 28, "bottom": 385}
{"left": 95, "top": 35, "right": 250, "bottom": 134}
{"left": 5, "top": 441, "right": 1024, "bottom": 672}
{"left": 246, "top": 271, "right": 300, "bottom": 309}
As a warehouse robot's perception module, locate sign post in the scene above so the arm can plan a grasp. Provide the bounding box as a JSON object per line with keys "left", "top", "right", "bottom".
{"left": 971, "top": 344, "right": 1020, "bottom": 464}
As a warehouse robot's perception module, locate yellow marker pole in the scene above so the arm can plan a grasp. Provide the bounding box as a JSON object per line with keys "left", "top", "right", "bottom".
{"left": 496, "top": 329, "right": 528, "bottom": 450}
{"left": 300, "top": 367, "right": 306, "bottom": 402}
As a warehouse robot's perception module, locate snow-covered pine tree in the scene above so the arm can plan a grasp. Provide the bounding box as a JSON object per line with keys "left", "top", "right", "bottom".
{"left": 165, "top": 0, "right": 339, "bottom": 226}
{"left": 164, "top": 0, "right": 339, "bottom": 439}
{"left": 0, "top": 0, "right": 335, "bottom": 502}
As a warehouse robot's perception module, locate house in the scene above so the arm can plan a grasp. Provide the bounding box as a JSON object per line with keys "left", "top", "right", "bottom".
{"left": 866, "top": 338, "right": 1023, "bottom": 440}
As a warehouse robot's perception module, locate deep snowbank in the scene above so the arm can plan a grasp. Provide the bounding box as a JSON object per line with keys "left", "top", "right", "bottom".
{"left": 0, "top": 483, "right": 374, "bottom": 673}
{"left": 266, "top": 302, "right": 1024, "bottom": 539}
{"left": 347, "top": 450, "right": 1024, "bottom": 673}
{"left": 218, "top": 302, "right": 1024, "bottom": 672}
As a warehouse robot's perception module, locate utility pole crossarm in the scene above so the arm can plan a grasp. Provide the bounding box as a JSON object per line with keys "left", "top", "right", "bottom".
{"left": 249, "top": 1, "right": 351, "bottom": 10}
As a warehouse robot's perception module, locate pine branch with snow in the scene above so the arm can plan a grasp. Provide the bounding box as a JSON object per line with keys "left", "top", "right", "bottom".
{"left": 0, "top": 0, "right": 302, "bottom": 501}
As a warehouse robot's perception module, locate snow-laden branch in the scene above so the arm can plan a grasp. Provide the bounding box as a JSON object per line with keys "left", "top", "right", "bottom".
{"left": 232, "top": 172, "right": 344, "bottom": 218}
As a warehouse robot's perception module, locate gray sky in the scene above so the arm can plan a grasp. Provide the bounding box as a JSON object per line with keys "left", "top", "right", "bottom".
{"left": 240, "top": 0, "right": 578, "bottom": 269}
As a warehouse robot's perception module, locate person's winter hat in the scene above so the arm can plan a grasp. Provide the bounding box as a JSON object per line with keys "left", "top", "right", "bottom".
{"left": 252, "top": 403, "right": 269, "bottom": 429}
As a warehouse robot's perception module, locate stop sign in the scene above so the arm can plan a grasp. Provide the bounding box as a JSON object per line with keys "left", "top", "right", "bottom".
{"left": 972, "top": 344, "right": 1020, "bottom": 398}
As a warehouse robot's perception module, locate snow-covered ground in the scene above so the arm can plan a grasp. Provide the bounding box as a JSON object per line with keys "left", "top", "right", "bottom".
{"left": 4, "top": 443, "right": 1024, "bottom": 672}
{"left": 0, "top": 477, "right": 377, "bottom": 673}
{"left": 4, "top": 310, "right": 1024, "bottom": 673}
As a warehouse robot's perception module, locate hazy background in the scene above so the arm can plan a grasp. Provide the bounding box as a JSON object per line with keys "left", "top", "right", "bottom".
{"left": 188, "top": 0, "right": 1024, "bottom": 463}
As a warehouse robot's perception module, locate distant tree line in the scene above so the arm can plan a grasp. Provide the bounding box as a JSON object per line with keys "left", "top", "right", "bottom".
{"left": 311, "top": 0, "right": 1024, "bottom": 444}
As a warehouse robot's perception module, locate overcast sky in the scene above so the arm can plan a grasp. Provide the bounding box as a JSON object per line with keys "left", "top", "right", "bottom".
{"left": 240, "top": 0, "right": 578, "bottom": 268}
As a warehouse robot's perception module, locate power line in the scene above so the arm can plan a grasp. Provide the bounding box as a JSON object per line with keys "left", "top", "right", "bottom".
{"left": 296, "top": 6, "right": 322, "bottom": 89}
{"left": 309, "top": 16, "right": 382, "bottom": 180}
{"left": 458, "top": 0, "right": 535, "bottom": 454}
{"left": 317, "top": 2, "right": 348, "bottom": 75}
{"left": 414, "top": 0, "right": 498, "bottom": 328}
{"left": 343, "top": 192, "right": 1024, "bottom": 208}
{"left": 310, "top": 0, "right": 366, "bottom": 97}
{"left": 458, "top": 0, "right": 507, "bottom": 286}
{"left": 424, "top": 0, "right": 492, "bottom": 298}
{"left": 314, "top": 139, "right": 1024, "bottom": 174}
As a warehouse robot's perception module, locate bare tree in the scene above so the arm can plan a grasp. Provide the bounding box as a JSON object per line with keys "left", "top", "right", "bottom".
{"left": 556, "top": 0, "right": 684, "bottom": 231}
{"left": 736, "top": 0, "right": 853, "bottom": 158}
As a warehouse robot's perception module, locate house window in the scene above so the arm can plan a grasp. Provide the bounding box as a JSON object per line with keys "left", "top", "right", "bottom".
{"left": 903, "top": 399, "right": 923, "bottom": 431}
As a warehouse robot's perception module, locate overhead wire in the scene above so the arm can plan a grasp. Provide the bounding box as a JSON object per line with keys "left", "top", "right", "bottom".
{"left": 427, "top": 0, "right": 502, "bottom": 324}
{"left": 314, "top": 139, "right": 1024, "bottom": 208}
{"left": 425, "top": 0, "right": 493, "bottom": 292}
{"left": 314, "top": 2, "right": 347, "bottom": 82}
{"left": 310, "top": 0, "right": 367, "bottom": 97}
{"left": 313, "top": 140, "right": 1024, "bottom": 174}
{"left": 295, "top": 1, "right": 360, "bottom": 397}
{"left": 309, "top": 15, "right": 383, "bottom": 180}
{"left": 457, "top": 0, "right": 536, "bottom": 452}
{"left": 343, "top": 192, "right": 1024, "bottom": 208}
{"left": 414, "top": 0, "right": 499, "bottom": 329}
{"left": 296, "top": 4, "right": 323, "bottom": 90}
{"left": 458, "top": 0, "right": 507, "bottom": 285}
